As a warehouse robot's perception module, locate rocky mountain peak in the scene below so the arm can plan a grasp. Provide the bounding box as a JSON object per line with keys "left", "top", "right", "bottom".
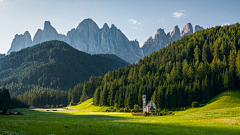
{"left": 77, "top": 18, "right": 99, "bottom": 31}
{"left": 157, "top": 28, "right": 166, "bottom": 35}
{"left": 181, "top": 23, "right": 193, "bottom": 37}
{"left": 24, "top": 31, "right": 31, "bottom": 36}
{"left": 195, "top": 25, "right": 204, "bottom": 32}
{"left": 32, "top": 29, "right": 43, "bottom": 45}
{"left": 170, "top": 25, "right": 181, "bottom": 41}
{"left": 103, "top": 23, "right": 109, "bottom": 29}
{"left": 44, "top": 21, "right": 51, "bottom": 28}
{"left": 171, "top": 26, "right": 180, "bottom": 37}
{"left": 110, "top": 24, "right": 117, "bottom": 29}
{"left": 7, "top": 31, "right": 33, "bottom": 54}
{"left": 41, "top": 21, "right": 59, "bottom": 43}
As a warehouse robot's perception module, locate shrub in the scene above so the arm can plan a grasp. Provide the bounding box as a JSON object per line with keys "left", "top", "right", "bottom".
{"left": 157, "top": 112, "right": 163, "bottom": 116}
{"left": 119, "top": 108, "right": 124, "bottom": 112}
{"left": 133, "top": 104, "right": 140, "bottom": 112}
{"left": 143, "top": 111, "right": 148, "bottom": 116}
{"left": 124, "top": 108, "right": 130, "bottom": 112}
{"left": 131, "top": 109, "right": 135, "bottom": 113}
{"left": 180, "top": 107, "right": 185, "bottom": 111}
{"left": 192, "top": 101, "right": 199, "bottom": 108}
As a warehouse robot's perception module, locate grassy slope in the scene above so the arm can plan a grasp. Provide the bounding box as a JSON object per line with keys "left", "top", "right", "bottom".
{"left": 176, "top": 89, "right": 240, "bottom": 115}
{"left": 68, "top": 98, "right": 109, "bottom": 112}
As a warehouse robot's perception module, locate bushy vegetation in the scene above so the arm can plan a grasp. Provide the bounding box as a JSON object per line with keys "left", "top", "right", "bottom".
{"left": 0, "top": 40, "right": 128, "bottom": 97}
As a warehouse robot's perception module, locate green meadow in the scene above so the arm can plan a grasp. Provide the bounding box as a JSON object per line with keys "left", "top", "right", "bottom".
{"left": 1, "top": 90, "right": 240, "bottom": 135}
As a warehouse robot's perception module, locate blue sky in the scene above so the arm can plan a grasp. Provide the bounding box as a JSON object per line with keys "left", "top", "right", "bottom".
{"left": 0, "top": 0, "right": 239, "bottom": 54}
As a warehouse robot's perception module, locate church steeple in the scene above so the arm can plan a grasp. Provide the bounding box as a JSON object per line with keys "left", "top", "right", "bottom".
{"left": 142, "top": 90, "right": 146, "bottom": 112}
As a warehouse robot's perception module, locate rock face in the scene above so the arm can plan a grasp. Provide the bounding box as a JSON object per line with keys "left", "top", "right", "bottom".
{"left": 8, "top": 19, "right": 204, "bottom": 63}
{"left": 7, "top": 31, "right": 32, "bottom": 54}
{"left": 141, "top": 23, "right": 203, "bottom": 56}
{"left": 8, "top": 19, "right": 143, "bottom": 63}
{"left": 142, "top": 28, "right": 170, "bottom": 55}
{"left": 66, "top": 19, "right": 143, "bottom": 63}
{"left": 195, "top": 25, "right": 204, "bottom": 32}
{"left": 32, "top": 21, "right": 68, "bottom": 45}
{"left": 171, "top": 25, "right": 181, "bottom": 42}
{"left": 181, "top": 23, "right": 193, "bottom": 37}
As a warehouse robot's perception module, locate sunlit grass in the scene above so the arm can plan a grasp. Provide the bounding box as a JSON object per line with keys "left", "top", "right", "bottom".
{"left": 176, "top": 89, "right": 240, "bottom": 115}
{"left": 1, "top": 108, "right": 240, "bottom": 134}
{"left": 1, "top": 90, "right": 240, "bottom": 134}
{"left": 68, "top": 98, "right": 109, "bottom": 112}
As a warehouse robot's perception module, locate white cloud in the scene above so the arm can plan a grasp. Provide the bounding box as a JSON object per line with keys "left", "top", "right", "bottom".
{"left": 222, "top": 22, "right": 230, "bottom": 26}
{"left": 128, "top": 19, "right": 141, "bottom": 25}
{"left": 173, "top": 10, "right": 186, "bottom": 19}
{"left": 0, "top": 0, "right": 7, "bottom": 5}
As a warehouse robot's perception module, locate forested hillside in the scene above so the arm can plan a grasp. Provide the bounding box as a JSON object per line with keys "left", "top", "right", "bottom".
{"left": 0, "top": 40, "right": 128, "bottom": 97}
{"left": 0, "top": 54, "right": 5, "bottom": 58}
{"left": 15, "top": 23, "right": 240, "bottom": 109}
{"left": 89, "top": 23, "right": 240, "bottom": 110}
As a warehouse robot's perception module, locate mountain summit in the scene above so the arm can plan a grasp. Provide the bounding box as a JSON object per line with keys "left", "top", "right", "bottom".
{"left": 141, "top": 22, "right": 202, "bottom": 56}
{"left": 8, "top": 19, "right": 204, "bottom": 63}
{"left": 8, "top": 19, "right": 143, "bottom": 63}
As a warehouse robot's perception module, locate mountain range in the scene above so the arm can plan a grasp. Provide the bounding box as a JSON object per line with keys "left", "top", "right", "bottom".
{"left": 0, "top": 40, "right": 128, "bottom": 96}
{"left": 8, "top": 19, "right": 204, "bottom": 63}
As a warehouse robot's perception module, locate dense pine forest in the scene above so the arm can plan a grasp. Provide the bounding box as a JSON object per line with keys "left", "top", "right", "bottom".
{"left": 10, "top": 23, "right": 240, "bottom": 110}
{"left": 0, "top": 41, "right": 128, "bottom": 97}
{"left": 90, "top": 23, "right": 240, "bottom": 110}
{"left": 0, "top": 54, "right": 5, "bottom": 58}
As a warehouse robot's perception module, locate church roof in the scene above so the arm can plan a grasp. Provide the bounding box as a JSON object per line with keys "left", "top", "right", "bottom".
{"left": 146, "top": 100, "right": 156, "bottom": 106}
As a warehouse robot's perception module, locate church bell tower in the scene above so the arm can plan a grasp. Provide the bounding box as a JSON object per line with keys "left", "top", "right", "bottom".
{"left": 142, "top": 90, "right": 146, "bottom": 112}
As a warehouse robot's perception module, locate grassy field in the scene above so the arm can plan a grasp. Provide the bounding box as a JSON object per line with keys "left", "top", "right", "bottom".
{"left": 1, "top": 90, "right": 240, "bottom": 135}
{"left": 68, "top": 98, "right": 109, "bottom": 112}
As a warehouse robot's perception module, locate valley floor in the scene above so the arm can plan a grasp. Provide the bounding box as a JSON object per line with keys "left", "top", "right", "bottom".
{"left": 0, "top": 107, "right": 240, "bottom": 135}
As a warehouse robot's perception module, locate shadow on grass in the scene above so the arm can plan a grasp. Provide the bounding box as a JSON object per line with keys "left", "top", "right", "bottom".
{"left": 20, "top": 108, "right": 133, "bottom": 120}
{"left": 2, "top": 108, "right": 239, "bottom": 135}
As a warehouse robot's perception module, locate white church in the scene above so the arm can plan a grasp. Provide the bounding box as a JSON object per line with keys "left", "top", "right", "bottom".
{"left": 142, "top": 90, "right": 157, "bottom": 113}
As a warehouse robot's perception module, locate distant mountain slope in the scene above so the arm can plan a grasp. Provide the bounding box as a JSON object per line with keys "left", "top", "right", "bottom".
{"left": 8, "top": 18, "right": 204, "bottom": 63}
{"left": 8, "top": 19, "right": 143, "bottom": 63}
{"left": 0, "top": 40, "right": 128, "bottom": 96}
{"left": 141, "top": 23, "right": 203, "bottom": 56}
